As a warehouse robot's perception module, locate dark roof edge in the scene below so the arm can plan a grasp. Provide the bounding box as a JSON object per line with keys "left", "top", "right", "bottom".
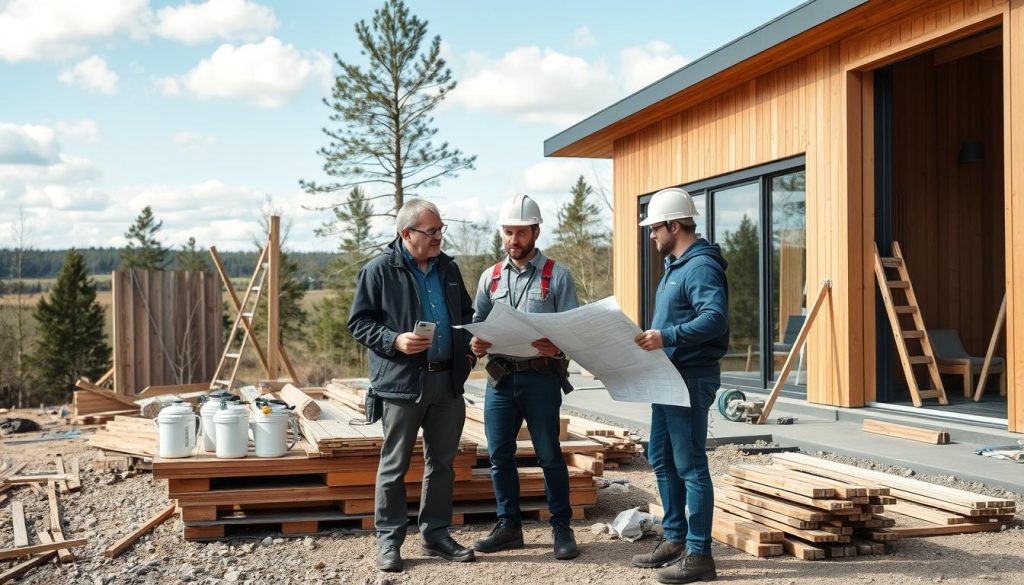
{"left": 543, "top": 0, "right": 870, "bottom": 157}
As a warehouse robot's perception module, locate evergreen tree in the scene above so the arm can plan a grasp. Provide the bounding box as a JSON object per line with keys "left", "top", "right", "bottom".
{"left": 309, "top": 187, "right": 376, "bottom": 377}
{"left": 121, "top": 206, "right": 167, "bottom": 270}
{"left": 31, "top": 251, "right": 110, "bottom": 399}
{"left": 176, "top": 237, "right": 211, "bottom": 272}
{"left": 490, "top": 231, "right": 504, "bottom": 263}
{"left": 300, "top": 0, "right": 475, "bottom": 222}
{"left": 549, "top": 176, "right": 612, "bottom": 303}
{"left": 721, "top": 215, "right": 759, "bottom": 351}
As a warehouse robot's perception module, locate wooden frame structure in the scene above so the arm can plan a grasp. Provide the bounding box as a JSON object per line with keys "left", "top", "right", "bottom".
{"left": 547, "top": 0, "right": 1024, "bottom": 432}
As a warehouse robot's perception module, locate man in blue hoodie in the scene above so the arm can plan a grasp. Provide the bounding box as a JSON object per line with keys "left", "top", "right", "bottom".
{"left": 632, "top": 187, "right": 729, "bottom": 585}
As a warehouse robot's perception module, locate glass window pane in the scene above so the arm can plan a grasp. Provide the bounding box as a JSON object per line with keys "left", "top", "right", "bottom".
{"left": 770, "top": 171, "right": 807, "bottom": 385}
{"left": 711, "top": 182, "right": 760, "bottom": 377}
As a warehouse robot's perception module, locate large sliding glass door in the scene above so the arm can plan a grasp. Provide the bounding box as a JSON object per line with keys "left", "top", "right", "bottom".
{"left": 640, "top": 157, "right": 806, "bottom": 390}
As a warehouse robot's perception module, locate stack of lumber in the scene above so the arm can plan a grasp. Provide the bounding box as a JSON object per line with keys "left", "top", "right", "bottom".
{"left": 773, "top": 453, "right": 1016, "bottom": 537}
{"left": 154, "top": 439, "right": 599, "bottom": 541}
{"left": 0, "top": 457, "right": 82, "bottom": 505}
{"left": 710, "top": 453, "right": 1016, "bottom": 560}
{"left": 72, "top": 378, "right": 138, "bottom": 422}
{"left": 325, "top": 379, "right": 644, "bottom": 465}
{"left": 88, "top": 415, "right": 158, "bottom": 459}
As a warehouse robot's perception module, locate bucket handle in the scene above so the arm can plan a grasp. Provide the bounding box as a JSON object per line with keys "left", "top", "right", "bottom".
{"left": 287, "top": 414, "right": 299, "bottom": 451}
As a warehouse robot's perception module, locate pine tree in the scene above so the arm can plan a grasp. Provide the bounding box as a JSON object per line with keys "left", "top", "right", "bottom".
{"left": 300, "top": 0, "right": 475, "bottom": 221}
{"left": 176, "top": 237, "right": 211, "bottom": 272}
{"left": 121, "top": 206, "right": 167, "bottom": 270}
{"left": 490, "top": 231, "right": 504, "bottom": 263}
{"left": 32, "top": 251, "right": 110, "bottom": 400}
{"left": 550, "top": 176, "right": 612, "bottom": 303}
{"left": 309, "top": 187, "right": 376, "bottom": 378}
{"left": 721, "top": 215, "right": 759, "bottom": 351}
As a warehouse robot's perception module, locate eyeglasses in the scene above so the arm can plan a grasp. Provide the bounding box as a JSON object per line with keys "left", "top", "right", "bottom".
{"left": 407, "top": 224, "right": 448, "bottom": 238}
{"left": 650, "top": 222, "right": 668, "bottom": 233}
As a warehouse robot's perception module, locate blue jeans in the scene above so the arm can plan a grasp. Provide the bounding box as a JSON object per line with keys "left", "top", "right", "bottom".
{"left": 485, "top": 367, "right": 571, "bottom": 527}
{"left": 648, "top": 376, "right": 718, "bottom": 555}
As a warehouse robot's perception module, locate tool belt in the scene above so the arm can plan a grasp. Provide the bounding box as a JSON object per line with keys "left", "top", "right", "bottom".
{"left": 425, "top": 360, "right": 452, "bottom": 372}
{"left": 485, "top": 356, "right": 574, "bottom": 394}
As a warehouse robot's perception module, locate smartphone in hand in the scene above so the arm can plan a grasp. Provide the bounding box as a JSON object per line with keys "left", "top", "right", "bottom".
{"left": 414, "top": 320, "right": 436, "bottom": 345}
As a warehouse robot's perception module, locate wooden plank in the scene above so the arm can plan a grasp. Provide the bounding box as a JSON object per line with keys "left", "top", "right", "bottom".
{"left": 727, "top": 465, "right": 835, "bottom": 498}
{"left": 267, "top": 216, "right": 281, "bottom": 379}
{"left": 711, "top": 526, "right": 783, "bottom": 557}
{"left": 11, "top": 502, "right": 28, "bottom": 547}
{"left": 861, "top": 419, "right": 951, "bottom": 444}
{"left": 103, "top": 503, "right": 177, "bottom": 558}
{"left": 0, "top": 538, "right": 88, "bottom": 560}
{"left": 280, "top": 384, "right": 321, "bottom": 420}
{"left": 781, "top": 536, "right": 825, "bottom": 560}
{"left": 712, "top": 510, "right": 785, "bottom": 543}
{"left": 888, "top": 521, "right": 1007, "bottom": 537}
{"left": 719, "top": 476, "right": 853, "bottom": 511}
{"left": 46, "top": 481, "right": 74, "bottom": 562}
{"left": 0, "top": 533, "right": 57, "bottom": 583}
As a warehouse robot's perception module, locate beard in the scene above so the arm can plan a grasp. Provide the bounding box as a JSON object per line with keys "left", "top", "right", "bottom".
{"left": 507, "top": 240, "right": 536, "bottom": 260}
{"left": 654, "top": 235, "right": 673, "bottom": 256}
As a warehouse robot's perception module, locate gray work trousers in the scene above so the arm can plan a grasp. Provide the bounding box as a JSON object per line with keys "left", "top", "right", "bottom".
{"left": 375, "top": 371, "right": 466, "bottom": 547}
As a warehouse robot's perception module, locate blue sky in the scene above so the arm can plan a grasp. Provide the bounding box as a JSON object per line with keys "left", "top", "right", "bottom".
{"left": 0, "top": 0, "right": 803, "bottom": 251}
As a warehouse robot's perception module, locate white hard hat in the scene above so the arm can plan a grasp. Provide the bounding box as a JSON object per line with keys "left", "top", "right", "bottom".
{"left": 497, "top": 194, "right": 543, "bottom": 226}
{"left": 639, "top": 187, "right": 699, "bottom": 227}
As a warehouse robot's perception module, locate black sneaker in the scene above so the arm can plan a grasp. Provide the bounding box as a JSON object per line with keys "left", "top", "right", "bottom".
{"left": 656, "top": 551, "right": 717, "bottom": 584}
{"left": 552, "top": 524, "right": 579, "bottom": 560}
{"left": 376, "top": 544, "right": 403, "bottom": 572}
{"left": 421, "top": 536, "right": 476, "bottom": 562}
{"left": 631, "top": 538, "right": 686, "bottom": 568}
{"left": 473, "top": 519, "right": 525, "bottom": 553}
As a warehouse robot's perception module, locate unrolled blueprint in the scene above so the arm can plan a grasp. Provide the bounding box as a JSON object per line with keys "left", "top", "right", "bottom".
{"left": 457, "top": 297, "right": 689, "bottom": 406}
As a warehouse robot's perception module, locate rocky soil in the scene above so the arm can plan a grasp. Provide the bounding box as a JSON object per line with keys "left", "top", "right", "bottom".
{"left": 1, "top": 410, "right": 1022, "bottom": 585}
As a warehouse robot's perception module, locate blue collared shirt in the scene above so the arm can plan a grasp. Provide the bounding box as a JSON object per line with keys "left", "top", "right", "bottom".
{"left": 400, "top": 242, "right": 453, "bottom": 362}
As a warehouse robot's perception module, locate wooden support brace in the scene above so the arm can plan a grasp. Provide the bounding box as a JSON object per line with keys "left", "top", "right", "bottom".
{"left": 757, "top": 280, "right": 831, "bottom": 424}
{"left": 103, "top": 503, "right": 177, "bottom": 558}
{"left": 974, "top": 293, "right": 1006, "bottom": 402}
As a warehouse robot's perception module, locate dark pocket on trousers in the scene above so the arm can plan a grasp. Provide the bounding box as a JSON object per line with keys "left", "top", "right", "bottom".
{"left": 688, "top": 378, "right": 718, "bottom": 410}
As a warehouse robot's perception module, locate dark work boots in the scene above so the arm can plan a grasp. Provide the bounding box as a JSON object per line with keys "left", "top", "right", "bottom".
{"left": 631, "top": 538, "right": 686, "bottom": 568}
{"left": 552, "top": 524, "right": 579, "bottom": 560}
{"left": 656, "top": 551, "right": 717, "bottom": 584}
{"left": 473, "top": 519, "right": 525, "bottom": 553}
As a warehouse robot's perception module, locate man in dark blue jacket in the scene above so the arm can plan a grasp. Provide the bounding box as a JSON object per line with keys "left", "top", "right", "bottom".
{"left": 632, "top": 187, "right": 729, "bottom": 585}
{"left": 348, "top": 199, "right": 478, "bottom": 573}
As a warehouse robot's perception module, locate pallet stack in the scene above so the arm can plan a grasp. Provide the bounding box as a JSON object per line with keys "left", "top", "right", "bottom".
{"left": 710, "top": 453, "right": 1015, "bottom": 560}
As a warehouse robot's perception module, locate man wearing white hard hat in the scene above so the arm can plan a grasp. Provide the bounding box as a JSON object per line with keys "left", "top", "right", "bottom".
{"left": 469, "top": 194, "right": 582, "bottom": 560}
{"left": 631, "top": 187, "right": 729, "bottom": 584}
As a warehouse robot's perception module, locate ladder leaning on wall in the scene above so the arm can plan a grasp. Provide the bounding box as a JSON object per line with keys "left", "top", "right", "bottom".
{"left": 873, "top": 241, "right": 948, "bottom": 407}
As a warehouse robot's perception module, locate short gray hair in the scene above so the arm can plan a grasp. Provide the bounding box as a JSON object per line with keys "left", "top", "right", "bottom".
{"left": 396, "top": 198, "right": 441, "bottom": 235}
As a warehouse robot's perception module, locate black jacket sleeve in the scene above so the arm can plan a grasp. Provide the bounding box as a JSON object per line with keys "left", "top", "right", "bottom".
{"left": 347, "top": 262, "right": 398, "bottom": 356}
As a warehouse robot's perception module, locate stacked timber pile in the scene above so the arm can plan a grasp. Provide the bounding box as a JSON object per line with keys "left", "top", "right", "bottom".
{"left": 710, "top": 453, "right": 1016, "bottom": 560}
{"left": 87, "top": 415, "right": 158, "bottom": 460}
{"left": 325, "top": 379, "right": 644, "bottom": 467}
{"left": 147, "top": 379, "right": 634, "bottom": 541}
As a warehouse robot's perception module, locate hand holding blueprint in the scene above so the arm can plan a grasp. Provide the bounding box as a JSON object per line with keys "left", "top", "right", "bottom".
{"left": 457, "top": 297, "right": 689, "bottom": 406}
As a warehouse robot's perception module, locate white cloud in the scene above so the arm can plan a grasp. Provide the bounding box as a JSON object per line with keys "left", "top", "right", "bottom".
{"left": 58, "top": 55, "right": 119, "bottom": 94}
{"left": 55, "top": 119, "right": 101, "bottom": 143}
{"left": 160, "top": 37, "right": 331, "bottom": 108}
{"left": 523, "top": 160, "right": 598, "bottom": 194}
{"left": 173, "top": 131, "right": 217, "bottom": 151}
{"left": 451, "top": 46, "right": 619, "bottom": 126}
{"left": 22, "top": 184, "right": 110, "bottom": 211}
{"left": 155, "top": 0, "right": 278, "bottom": 44}
{"left": 570, "top": 26, "right": 597, "bottom": 49}
{"left": 449, "top": 41, "right": 688, "bottom": 126}
{"left": 620, "top": 41, "right": 690, "bottom": 93}
{"left": 0, "top": 124, "right": 60, "bottom": 165}
{"left": 0, "top": 0, "right": 148, "bottom": 62}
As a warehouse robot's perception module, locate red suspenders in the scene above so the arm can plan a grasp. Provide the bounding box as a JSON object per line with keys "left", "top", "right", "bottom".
{"left": 489, "top": 258, "right": 556, "bottom": 301}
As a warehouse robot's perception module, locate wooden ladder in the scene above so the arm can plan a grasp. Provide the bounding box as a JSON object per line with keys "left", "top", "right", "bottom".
{"left": 210, "top": 244, "right": 270, "bottom": 393}
{"left": 873, "top": 241, "right": 948, "bottom": 407}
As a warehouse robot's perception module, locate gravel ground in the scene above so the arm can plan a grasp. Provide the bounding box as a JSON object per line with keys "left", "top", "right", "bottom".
{"left": 1, "top": 411, "right": 1022, "bottom": 585}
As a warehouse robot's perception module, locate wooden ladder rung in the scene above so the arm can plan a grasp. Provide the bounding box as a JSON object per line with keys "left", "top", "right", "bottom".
{"left": 908, "top": 356, "right": 934, "bottom": 365}
{"left": 225, "top": 353, "right": 241, "bottom": 360}
{"left": 893, "top": 306, "right": 918, "bottom": 314}
{"left": 901, "top": 330, "right": 925, "bottom": 339}
{"left": 879, "top": 257, "right": 903, "bottom": 268}
{"left": 886, "top": 280, "right": 911, "bottom": 288}
{"left": 917, "top": 390, "right": 941, "bottom": 399}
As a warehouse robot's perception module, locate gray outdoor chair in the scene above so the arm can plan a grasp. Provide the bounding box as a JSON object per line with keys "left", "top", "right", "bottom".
{"left": 927, "top": 329, "right": 1006, "bottom": 398}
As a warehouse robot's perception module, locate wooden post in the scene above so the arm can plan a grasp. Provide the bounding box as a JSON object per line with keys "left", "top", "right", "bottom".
{"left": 756, "top": 280, "right": 831, "bottom": 424}
{"left": 974, "top": 293, "right": 1007, "bottom": 402}
{"left": 267, "top": 216, "right": 281, "bottom": 380}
